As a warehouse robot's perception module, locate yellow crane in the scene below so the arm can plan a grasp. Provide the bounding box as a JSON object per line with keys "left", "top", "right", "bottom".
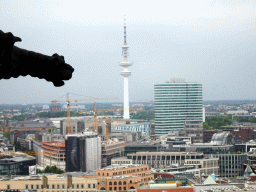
{"left": 51, "top": 93, "right": 118, "bottom": 134}
{"left": 78, "top": 106, "right": 144, "bottom": 138}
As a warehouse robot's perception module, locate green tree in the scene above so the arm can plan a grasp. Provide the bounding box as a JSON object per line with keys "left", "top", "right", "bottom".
{"left": 249, "top": 117, "right": 256, "bottom": 123}
{"left": 43, "top": 165, "right": 63, "bottom": 174}
{"left": 36, "top": 169, "right": 43, "bottom": 174}
{"left": 44, "top": 166, "right": 51, "bottom": 173}
{"left": 203, "top": 122, "right": 210, "bottom": 129}
{"left": 3, "top": 131, "right": 10, "bottom": 140}
{"left": 130, "top": 110, "right": 154, "bottom": 120}
{"left": 10, "top": 114, "right": 27, "bottom": 121}
{"left": 205, "top": 115, "right": 233, "bottom": 129}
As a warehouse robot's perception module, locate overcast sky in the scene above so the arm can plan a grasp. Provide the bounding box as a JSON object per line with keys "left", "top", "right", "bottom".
{"left": 1, "top": 0, "right": 256, "bottom": 104}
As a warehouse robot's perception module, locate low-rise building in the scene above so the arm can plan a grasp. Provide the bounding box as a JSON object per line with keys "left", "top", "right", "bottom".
{"left": 0, "top": 152, "right": 36, "bottom": 175}
{"left": 0, "top": 174, "right": 97, "bottom": 191}
{"left": 138, "top": 180, "right": 194, "bottom": 192}
{"left": 110, "top": 130, "right": 142, "bottom": 142}
{"left": 96, "top": 164, "right": 154, "bottom": 191}
{"left": 204, "top": 153, "right": 247, "bottom": 177}
{"left": 125, "top": 152, "right": 219, "bottom": 175}
{"left": 101, "top": 140, "right": 126, "bottom": 168}
{"left": 112, "top": 122, "right": 151, "bottom": 136}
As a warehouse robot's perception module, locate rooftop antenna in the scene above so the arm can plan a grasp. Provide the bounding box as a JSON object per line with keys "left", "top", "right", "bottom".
{"left": 124, "top": 15, "right": 126, "bottom": 45}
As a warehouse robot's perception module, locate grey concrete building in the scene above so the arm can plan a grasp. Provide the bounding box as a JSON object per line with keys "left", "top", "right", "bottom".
{"left": 205, "top": 153, "right": 247, "bottom": 177}
{"left": 183, "top": 119, "right": 203, "bottom": 143}
{"left": 125, "top": 152, "right": 219, "bottom": 175}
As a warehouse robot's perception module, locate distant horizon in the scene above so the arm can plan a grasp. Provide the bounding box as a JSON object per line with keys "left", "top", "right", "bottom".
{"left": 1, "top": 98, "right": 256, "bottom": 106}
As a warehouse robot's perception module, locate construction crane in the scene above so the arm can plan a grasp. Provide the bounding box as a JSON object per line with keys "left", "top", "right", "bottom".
{"left": 78, "top": 105, "right": 144, "bottom": 137}
{"left": 51, "top": 93, "right": 118, "bottom": 134}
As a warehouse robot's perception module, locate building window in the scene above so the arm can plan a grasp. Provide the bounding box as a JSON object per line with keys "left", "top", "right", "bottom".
{"left": 88, "top": 184, "right": 91, "bottom": 188}
{"left": 7, "top": 185, "right": 10, "bottom": 189}
{"left": 52, "top": 185, "right": 55, "bottom": 189}
{"left": 123, "top": 181, "right": 126, "bottom": 185}
{"left": 114, "top": 187, "right": 117, "bottom": 190}
{"left": 114, "top": 182, "right": 117, "bottom": 185}
{"left": 119, "top": 181, "right": 122, "bottom": 185}
{"left": 62, "top": 184, "right": 65, "bottom": 189}
{"left": 57, "top": 185, "right": 59, "bottom": 189}
{"left": 81, "top": 184, "right": 84, "bottom": 188}
{"left": 110, "top": 187, "right": 112, "bottom": 190}
{"left": 109, "top": 182, "right": 112, "bottom": 185}
{"left": 119, "top": 187, "right": 122, "bottom": 190}
{"left": 37, "top": 185, "right": 39, "bottom": 189}
{"left": 31, "top": 185, "right": 34, "bottom": 189}
{"left": 77, "top": 184, "right": 79, "bottom": 188}
{"left": 41, "top": 185, "right": 44, "bottom": 189}
{"left": 93, "top": 184, "right": 95, "bottom": 188}
{"left": 72, "top": 184, "right": 74, "bottom": 188}
{"left": 124, "top": 187, "right": 126, "bottom": 190}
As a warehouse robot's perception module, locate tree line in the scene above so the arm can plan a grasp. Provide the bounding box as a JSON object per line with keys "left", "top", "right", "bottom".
{"left": 36, "top": 165, "right": 64, "bottom": 174}
{"left": 203, "top": 115, "right": 233, "bottom": 129}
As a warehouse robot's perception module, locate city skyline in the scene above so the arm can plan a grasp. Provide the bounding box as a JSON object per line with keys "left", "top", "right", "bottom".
{"left": 1, "top": 0, "right": 256, "bottom": 104}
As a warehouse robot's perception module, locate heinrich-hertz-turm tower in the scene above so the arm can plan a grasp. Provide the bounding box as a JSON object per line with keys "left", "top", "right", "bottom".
{"left": 119, "top": 16, "right": 133, "bottom": 119}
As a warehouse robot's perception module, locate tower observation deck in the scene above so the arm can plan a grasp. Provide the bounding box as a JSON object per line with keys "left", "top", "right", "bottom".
{"left": 119, "top": 16, "right": 133, "bottom": 119}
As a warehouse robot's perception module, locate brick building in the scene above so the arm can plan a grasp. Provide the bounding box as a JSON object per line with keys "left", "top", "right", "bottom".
{"left": 96, "top": 164, "right": 153, "bottom": 191}
{"left": 231, "top": 128, "right": 256, "bottom": 143}
{"left": 203, "top": 130, "right": 221, "bottom": 143}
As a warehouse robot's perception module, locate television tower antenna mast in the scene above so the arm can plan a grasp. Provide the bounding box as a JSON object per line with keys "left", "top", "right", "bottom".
{"left": 119, "top": 15, "right": 133, "bottom": 119}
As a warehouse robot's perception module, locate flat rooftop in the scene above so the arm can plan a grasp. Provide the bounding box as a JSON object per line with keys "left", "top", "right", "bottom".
{"left": 99, "top": 164, "right": 148, "bottom": 171}
{"left": 127, "top": 152, "right": 203, "bottom": 155}
{"left": 0, "top": 156, "right": 35, "bottom": 163}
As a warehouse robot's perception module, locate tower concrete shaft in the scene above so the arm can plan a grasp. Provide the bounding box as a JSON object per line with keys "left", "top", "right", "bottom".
{"left": 119, "top": 16, "right": 132, "bottom": 119}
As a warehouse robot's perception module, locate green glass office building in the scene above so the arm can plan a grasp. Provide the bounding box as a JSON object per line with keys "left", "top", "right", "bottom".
{"left": 154, "top": 78, "right": 203, "bottom": 135}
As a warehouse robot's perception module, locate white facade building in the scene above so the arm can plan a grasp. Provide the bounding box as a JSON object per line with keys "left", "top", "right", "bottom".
{"left": 111, "top": 122, "right": 151, "bottom": 136}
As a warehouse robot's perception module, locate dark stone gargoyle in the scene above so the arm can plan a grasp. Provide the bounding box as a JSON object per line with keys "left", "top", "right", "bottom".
{"left": 0, "top": 30, "right": 74, "bottom": 86}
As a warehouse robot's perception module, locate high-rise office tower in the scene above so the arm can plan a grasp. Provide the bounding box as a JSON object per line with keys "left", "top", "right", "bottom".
{"left": 154, "top": 78, "right": 203, "bottom": 135}
{"left": 119, "top": 16, "right": 132, "bottom": 119}
{"left": 65, "top": 131, "right": 101, "bottom": 172}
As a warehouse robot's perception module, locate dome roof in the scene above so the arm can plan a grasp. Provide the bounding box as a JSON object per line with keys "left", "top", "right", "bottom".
{"left": 211, "top": 132, "right": 235, "bottom": 145}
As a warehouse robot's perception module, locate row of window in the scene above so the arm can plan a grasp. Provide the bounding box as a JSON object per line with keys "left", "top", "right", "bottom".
{"left": 30, "top": 191, "right": 94, "bottom": 192}
{"left": 128, "top": 155, "right": 203, "bottom": 160}
{"left": 109, "top": 186, "right": 127, "bottom": 190}
{"left": 109, "top": 181, "right": 128, "bottom": 185}
{"left": 98, "top": 167, "right": 148, "bottom": 176}
{"left": 25, "top": 184, "right": 96, "bottom": 189}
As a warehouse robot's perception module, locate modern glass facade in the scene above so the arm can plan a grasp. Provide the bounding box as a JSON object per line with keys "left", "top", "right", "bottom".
{"left": 0, "top": 157, "right": 36, "bottom": 175}
{"left": 154, "top": 81, "right": 203, "bottom": 135}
